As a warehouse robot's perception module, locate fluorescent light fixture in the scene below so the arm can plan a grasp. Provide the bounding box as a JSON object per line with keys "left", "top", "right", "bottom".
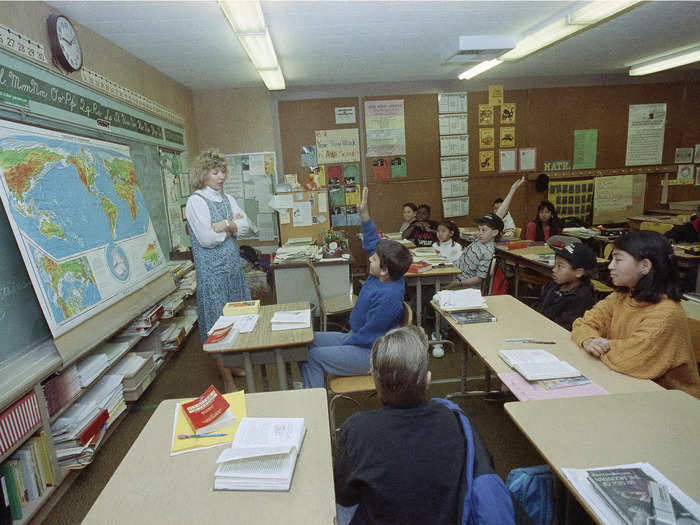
{"left": 258, "top": 68, "right": 286, "bottom": 90}
{"left": 500, "top": 17, "right": 584, "bottom": 61}
{"left": 218, "top": 0, "right": 286, "bottom": 90}
{"left": 629, "top": 45, "right": 700, "bottom": 76}
{"left": 458, "top": 59, "right": 503, "bottom": 80}
{"left": 238, "top": 33, "right": 279, "bottom": 69}
{"left": 570, "top": 0, "right": 641, "bottom": 25}
{"left": 219, "top": 1, "right": 265, "bottom": 33}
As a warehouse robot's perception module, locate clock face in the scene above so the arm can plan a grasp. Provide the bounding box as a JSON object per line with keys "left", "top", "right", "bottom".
{"left": 49, "top": 15, "right": 82, "bottom": 71}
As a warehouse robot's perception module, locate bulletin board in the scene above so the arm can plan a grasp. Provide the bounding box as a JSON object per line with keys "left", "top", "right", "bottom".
{"left": 592, "top": 173, "right": 646, "bottom": 225}
{"left": 277, "top": 189, "right": 330, "bottom": 244}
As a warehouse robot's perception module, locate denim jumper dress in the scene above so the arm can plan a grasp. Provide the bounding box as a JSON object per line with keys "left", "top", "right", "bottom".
{"left": 190, "top": 193, "right": 251, "bottom": 343}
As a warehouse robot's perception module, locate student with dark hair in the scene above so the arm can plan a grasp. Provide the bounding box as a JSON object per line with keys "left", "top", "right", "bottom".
{"left": 572, "top": 231, "right": 700, "bottom": 398}
{"left": 432, "top": 220, "right": 463, "bottom": 262}
{"left": 300, "top": 188, "right": 412, "bottom": 389}
{"left": 525, "top": 200, "right": 561, "bottom": 242}
{"left": 400, "top": 202, "right": 418, "bottom": 234}
{"left": 402, "top": 204, "right": 438, "bottom": 247}
{"left": 334, "top": 326, "right": 466, "bottom": 525}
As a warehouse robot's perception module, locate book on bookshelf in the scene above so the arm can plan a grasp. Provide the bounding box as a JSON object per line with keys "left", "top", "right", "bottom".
{"left": 181, "top": 385, "right": 236, "bottom": 435}
{"left": 450, "top": 309, "right": 497, "bottom": 324}
{"left": 223, "top": 300, "right": 260, "bottom": 315}
{"left": 498, "top": 349, "right": 582, "bottom": 381}
{"left": 214, "top": 417, "right": 306, "bottom": 491}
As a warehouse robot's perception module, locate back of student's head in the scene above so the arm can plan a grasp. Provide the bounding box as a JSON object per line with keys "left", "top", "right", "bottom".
{"left": 375, "top": 239, "right": 412, "bottom": 281}
{"left": 371, "top": 325, "right": 429, "bottom": 406}
{"left": 614, "top": 230, "right": 681, "bottom": 302}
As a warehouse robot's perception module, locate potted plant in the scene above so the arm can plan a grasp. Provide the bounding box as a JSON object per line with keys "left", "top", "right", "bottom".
{"left": 319, "top": 229, "right": 348, "bottom": 258}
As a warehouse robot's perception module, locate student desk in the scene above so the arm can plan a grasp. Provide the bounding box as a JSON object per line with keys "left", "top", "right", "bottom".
{"left": 82, "top": 389, "right": 336, "bottom": 525}
{"left": 204, "top": 302, "right": 314, "bottom": 392}
{"left": 628, "top": 214, "right": 685, "bottom": 231}
{"left": 405, "top": 264, "right": 461, "bottom": 326}
{"left": 273, "top": 257, "right": 351, "bottom": 306}
{"left": 504, "top": 390, "right": 700, "bottom": 523}
{"left": 673, "top": 243, "right": 700, "bottom": 292}
{"left": 682, "top": 299, "right": 700, "bottom": 362}
{"left": 432, "top": 295, "right": 662, "bottom": 398}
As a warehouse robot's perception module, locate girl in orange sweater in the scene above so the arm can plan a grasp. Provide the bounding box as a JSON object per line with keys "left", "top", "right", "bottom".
{"left": 572, "top": 231, "right": 700, "bottom": 398}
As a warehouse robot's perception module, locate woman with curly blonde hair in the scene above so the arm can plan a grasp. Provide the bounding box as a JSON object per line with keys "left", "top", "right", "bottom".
{"left": 185, "top": 149, "right": 250, "bottom": 391}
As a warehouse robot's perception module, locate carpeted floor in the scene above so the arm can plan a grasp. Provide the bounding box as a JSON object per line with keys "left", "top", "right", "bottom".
{"left": 43, "top": 311, "right": 593, "bottom": 524}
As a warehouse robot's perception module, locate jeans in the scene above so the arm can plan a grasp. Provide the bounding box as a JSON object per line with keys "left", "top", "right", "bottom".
{"left": 336, "top": 504, "right": 358, "bottom": 525}
{"left": 299, "top": 331, "right": 371, "bottom": 388}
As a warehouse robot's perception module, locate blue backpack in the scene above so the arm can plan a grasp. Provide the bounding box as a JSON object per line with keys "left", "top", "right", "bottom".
{"left": 506, "top": 465, "right": 554, "bottom": 525}
{"left": 432, "top": 398, "right": 516, "bottom": 525}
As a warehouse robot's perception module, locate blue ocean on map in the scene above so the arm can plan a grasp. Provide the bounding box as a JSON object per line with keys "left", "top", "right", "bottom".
{"left": 2, "top": 135, "right": 149, "bottom": 260}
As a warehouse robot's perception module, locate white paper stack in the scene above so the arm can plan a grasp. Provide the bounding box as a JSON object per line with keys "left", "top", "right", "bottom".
{"left": 94, "top": 341, "right": 132, "bottom": 366}
{"left": 498, "top": 349, "right": 581, "bottom": 381}
{"left": 107, "top": 353, "right": 156, "bottom": 401}
{"left": 435, "top": 289, "right": 487, "bottom": 311}
{"left": 274, "top": 245, "right": 320, "bottom": 262}
{"left": 270, "top": 310, "right": 311, "bottom": 331}
{"left": 76, "top": 354, "right": 110, "bottom": 387}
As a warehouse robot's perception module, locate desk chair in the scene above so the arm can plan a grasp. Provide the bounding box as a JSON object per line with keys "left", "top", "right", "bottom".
{"left": 513, "top": 226, "right": 522, "bottom": 239}
{"left": 591, "top": 243, "right": 614, "bottom": 299}
{"left": 306, "top": 261, "right": 358, "bottom": 331}
{"left": 481, "top": 257, "right": 498, "bottom": 296}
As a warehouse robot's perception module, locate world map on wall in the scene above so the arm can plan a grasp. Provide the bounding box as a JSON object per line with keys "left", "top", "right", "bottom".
{"left": 0, "top": 120, "right": 167, "bottom": 336}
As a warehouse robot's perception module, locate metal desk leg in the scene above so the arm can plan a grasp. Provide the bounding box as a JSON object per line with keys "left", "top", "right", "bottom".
{"left": 514, "top": 262, "right": 520, "bottom": 298}
{"left": 695, "top": 264, "right": 700, "bottom": 292}
{"left": 275, "top": 349, "right": 288, "bottom": 390}
{"left": 415, "top": 276, "right": 422, "bottom": 326}
{"left": 243, "top": 352, "right": 256, "bottom": 393}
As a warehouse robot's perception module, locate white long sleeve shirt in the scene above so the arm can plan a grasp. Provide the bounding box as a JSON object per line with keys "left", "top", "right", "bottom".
{"left": 185, "top": 186, "right": 250, "bottom": 248}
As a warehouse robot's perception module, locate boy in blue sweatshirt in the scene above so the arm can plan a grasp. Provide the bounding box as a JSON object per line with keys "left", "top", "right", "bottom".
{"left": 300, "top": 187, "right": 413, "bottom": 388}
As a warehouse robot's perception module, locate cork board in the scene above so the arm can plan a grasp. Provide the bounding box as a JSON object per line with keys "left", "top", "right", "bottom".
{"left": 277, "top": 190, "right": 329, "bottom": 244}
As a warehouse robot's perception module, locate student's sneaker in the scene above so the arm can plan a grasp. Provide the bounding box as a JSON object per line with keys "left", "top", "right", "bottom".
{"left": 431, "top": 344, "right": 445, "bottom": 358}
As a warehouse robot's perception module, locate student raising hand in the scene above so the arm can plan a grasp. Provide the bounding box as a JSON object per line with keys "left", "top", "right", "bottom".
{"left": 359, "top": 187, "right": 370, "bottom": 222}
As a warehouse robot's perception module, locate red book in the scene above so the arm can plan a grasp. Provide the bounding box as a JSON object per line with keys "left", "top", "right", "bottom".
{"left": 181, "top": 385, "right": 235, "bottom": 434}
{"left": 205, "top": 323, "right": 235, "bottom": 345}
{"left": 78, "top": 409, "right": 109, "bottom": 446}
{"left": 407, "top": 261, "right": 433, "bottom": 274}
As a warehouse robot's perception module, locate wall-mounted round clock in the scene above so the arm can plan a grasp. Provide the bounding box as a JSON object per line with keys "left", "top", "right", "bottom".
{"left": 47, "top": 14, "right": 83, "bottom": 72}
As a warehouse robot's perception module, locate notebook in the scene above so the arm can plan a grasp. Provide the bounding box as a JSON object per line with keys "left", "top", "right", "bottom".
{"left": 498, "top": 349, "right": 582, "bottom": 381}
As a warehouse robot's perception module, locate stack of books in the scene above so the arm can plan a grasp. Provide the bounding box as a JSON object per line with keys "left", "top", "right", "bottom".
{"left": 223, "top": 300, "right": 260, "bottom": 315}
{"left": 42, "top": 364, "right": 81, "bottom": 418}
{"left": 215, "top": 417, "right": 306, "bottom": 491}
{"left": 181, "top": 385, "right": 237, "bottom": 435}
{"left": 177, "top": 270, "right": 197, "bottom": 295}
{"left": 94, "top": 340, "right": 132, "bottom": 366}
{"left": 159, "top": 324, "right": 187, "bottom": 351}
{"left": 0, "top": 432, "right": 56, "bottom": 521}
{"left": 274, "top": 244, "right": 320, "bottom": 262}
{"left": 76, "top": 354, "right": 110, "bottom": 387}
{"left": 435, "top": 289, "right": 487, "bottom": 311}
{"left": 271, "top": 310, "right": 311, "bottom": 331}
{"left": 107, "top": 352, "right": 156, "bottom": 402}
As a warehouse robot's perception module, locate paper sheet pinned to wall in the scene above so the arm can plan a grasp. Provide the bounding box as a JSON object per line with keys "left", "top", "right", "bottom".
{"left": 292, "top": 202, "right": 312, "bottom": 227}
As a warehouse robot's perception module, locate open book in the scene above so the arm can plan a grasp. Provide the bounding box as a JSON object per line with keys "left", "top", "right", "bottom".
{"left": 215, "top": 417, "right": 306, "bottom": 491}
{"left": 498, "top": 349, "right": 582, "bottom": 381}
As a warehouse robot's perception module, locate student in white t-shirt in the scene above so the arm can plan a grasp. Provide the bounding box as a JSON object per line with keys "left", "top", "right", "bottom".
{"left": 432, "top": 220, "right": 464, "bottom": 263}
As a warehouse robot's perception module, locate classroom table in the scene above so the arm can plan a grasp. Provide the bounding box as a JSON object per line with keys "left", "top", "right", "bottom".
{"left": 432, "top": 294, "right": 662, "bottom": 398}
{"left": 673, "top": 243, "right": 700, "bottom": 292}
{"left": 204, "top": 302, "right": 314, "bottom": 393}
{"left": 273, "top": 257, "right": 351, "bottom": 306}
{"left": 504, "top": 390, "right": 700, "bottom": 524}
{"left": 627, "top": 214, "right": 685, "bottom": 231}
{"left": 82, "top": 388, "right": 336, "bottom": 525}
{"left": 405, "top": 264, "right": 461, "bottom": 326}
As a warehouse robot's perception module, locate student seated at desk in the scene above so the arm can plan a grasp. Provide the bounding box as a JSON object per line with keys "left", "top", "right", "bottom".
{"left": 447, "top": 213, "right": 504, "bottom": 290}
{"left": 536, "top": 242, "right": 595, "bottom": 331}
{"left": 525, "top": 201, "right": 561, "bottom": 242}
{"left": 572, "top": 231, "right": 700, "bottom": 398}
{"left": 332, "top": 327, "right": 471, "bottom": 525}
{"left": 402, "top": 204, "right": 438, "bottom": 247}
{"left": 400, "top": 202, "right": 417, "bottom": 234}
{"left": 300, "top": 188, "right": 412, "bottom": 389}
{"left": 664, "top": 205, "right": 700, "bottom": 242}
{"left": 432, "top": 220, "right": 464, "bottom": 262}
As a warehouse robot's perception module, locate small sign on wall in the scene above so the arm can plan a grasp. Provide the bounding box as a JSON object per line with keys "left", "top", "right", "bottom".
{"left": 335, "top": 107, "right": 356, "bottom": 124}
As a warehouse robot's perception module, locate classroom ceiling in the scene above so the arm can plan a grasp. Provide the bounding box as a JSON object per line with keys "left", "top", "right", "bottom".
{"left": 47, "top": 1, "right": 700, "bottom": 92}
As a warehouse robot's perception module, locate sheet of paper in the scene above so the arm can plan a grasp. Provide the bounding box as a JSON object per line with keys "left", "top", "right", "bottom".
{"left": 479, "top": 128, "right": 494, "bottom": 149}
{"left": 674, "top": 147, "right": 693, "bottom": 163}
{"left": 441, "top": 176, "right": 468, "bottom": 198}
{"left": 440, "top": 156, "right": 469, "bottom": 177}
{"left": 573, "top": 129, "right": 598, "bottom": 169}
{"left": 257, "top": 213, "right": 276, "bottom": 240}
{"left": 625, "top": 103, "right": 667, "bottom": 166}
{"left": 279, "top": 210, "right": 290, "bottom": 224}
{"left": 292, "top": 201, "right": 312, "bottom": 227}
{"left": 271, "top": 194, "right": 293, "bottom": 210}
{"left": 315, "top": 128, "right": 360, "bottom": 163}
{"left": 442, "top": 197, "right": 469, "bottom": 218}
{"left": 488, "top": 85, "right": 503, "bottom": 106}
{"left": 439, "top": 114, "right": 467, "bottom": 135}
{"left": 248, "top": 154, "right": 265, "bottom": 176}
{"left": 300, "top": 145, "right": 317, "bottom": 167}
{"left": 317, "top": 191, "right": 328, "bottom": 213}
{"left": 478, "top": 104, "right": 493, "bottom": 125}
{"left": 437, "top": 92, "right": 467, "bottom": 114}
{"left": 372, "top": 158, "right": 390, "bottom": 179}
{"left": 677, "top": 164, "right": 694, "bottom": 184}
{"left": 335, "top": 106, "right": 356, "bottom": 124}
{"left": 391, "top": 157, "right": 407, "bottom": 178}
{"left": 519, "top": 148, "right": 537, "bottom": 171}
{"left": 500, "top": 103, "right": 515, "bottom": 124}
{"left": 364, "top": 99, "right": 406, "bottom": 157}
{"left": 479, "top": 151, "right": 495, "bottom": 172}
{"left": 499, "top": 149, "right": 516, "bottom": 172}
{"left": 440, "top": 135, "right": 469, "bottom": 156}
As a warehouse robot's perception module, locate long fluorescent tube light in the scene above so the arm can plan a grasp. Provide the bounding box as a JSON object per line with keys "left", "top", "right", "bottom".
{"left": 629, "top": 45, "right": 700, "bottom": 76}
{"left": 458, "top": 59, "right": 503, "bottom": 80}
{"left": 569, "top": 0, "right": 641, "bottom": 25}
{"left": 500, "top": 17, "right": 584, "bottom": 61}
{"left": 258, "top": 68, "right": 286, "bottom": 90}
{"left": 218, "top": 0, "right": 286, "bottom": 90}
{"left": 219, "top": 1, "right": 265, "bottom": 33}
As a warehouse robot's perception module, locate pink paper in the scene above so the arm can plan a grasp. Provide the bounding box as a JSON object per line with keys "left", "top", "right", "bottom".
{"left": 497, "top": 372, "right": 608, "bottom": 401}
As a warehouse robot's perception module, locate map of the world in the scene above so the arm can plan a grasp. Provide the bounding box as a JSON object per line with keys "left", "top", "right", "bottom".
{"left": 0, "top": 120, "right": 167, "bottom": 337}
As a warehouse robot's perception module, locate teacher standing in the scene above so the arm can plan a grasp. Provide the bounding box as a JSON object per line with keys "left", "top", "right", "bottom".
{"left": 186, "top": 149, "right": 251, "bottom": 392}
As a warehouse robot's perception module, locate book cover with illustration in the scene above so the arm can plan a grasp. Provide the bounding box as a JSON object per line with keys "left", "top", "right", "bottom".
{"left": 450, "top": 309, "right": 496, "bottom": 324}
